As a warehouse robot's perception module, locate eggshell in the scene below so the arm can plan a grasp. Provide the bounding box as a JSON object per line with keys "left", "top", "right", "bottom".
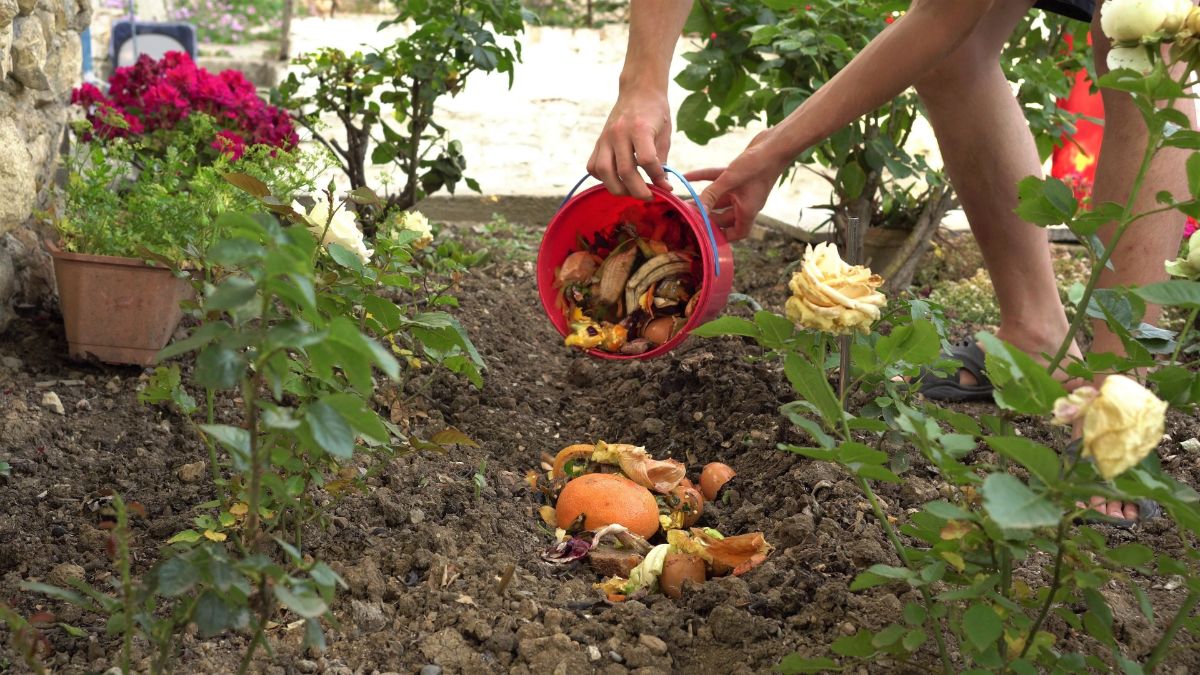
{"left": 699, "top": 462, "right": 736, "bottom": 501}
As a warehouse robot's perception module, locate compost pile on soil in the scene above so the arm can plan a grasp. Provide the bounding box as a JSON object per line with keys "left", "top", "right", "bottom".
{"left": 2, "top": 227, "right": 1199, "bottom": 674}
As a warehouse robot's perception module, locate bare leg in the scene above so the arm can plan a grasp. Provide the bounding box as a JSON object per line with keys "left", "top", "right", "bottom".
{"left": 914, "top": 0, "right": 1081, "bottom": 386}
{"left": 1085, "top": 2, "right": 1195, "bottom": 519}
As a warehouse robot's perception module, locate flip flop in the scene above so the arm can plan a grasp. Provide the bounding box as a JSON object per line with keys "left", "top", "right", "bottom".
{"left": 918, "top": 339, "right": 995, "bottom": 402}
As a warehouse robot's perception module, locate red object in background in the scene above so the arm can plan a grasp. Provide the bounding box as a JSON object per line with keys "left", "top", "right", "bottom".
{"left": 1051, "top": 34, "right": 1105, "bottom": 202}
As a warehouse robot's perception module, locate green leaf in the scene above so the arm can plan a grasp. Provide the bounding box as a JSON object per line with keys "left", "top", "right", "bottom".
{"left": 838, "top": 163, "right": 867, "bottom": 200}
{"left": 321, "top": 394, "right": 390, "bottom": 445}
{"left": 304, "top": 617, "right": 327, "bottom": 651}
{"left": 871, "top": 624, "right": 905, "bottom": 648}
{"left": 831, "top": 630, "right": 876, "bottom": 658}
{"left": 691, "top": 316, "right": 760, "bottom": 339}
{"left": 155, "top": 557, "right": 199, "bottom": 597}
{"left": 1135, "top": 281, "right": 1200, "bottom": 309}
{"left": 924, "top": 501, "right": 974, "bottom": 521}
{"left": 963, "top": 604, "right": 1003, "bottom": 652}
{"left": 329, "top": 317, "right": 400, "bottom": 379}
{"left": 1106, "top": 543, "right": 1153, "bottom": 567}
{"left": 57, "top": 622, "right": 88, "bottom": 638}
{"left": 984, "top": 437, "right": 1060, "bottom": 487}
{"left": 755, "top": 310, "right": 795, "bottom": 348}
{"left": 303, "top": 401, "right": 355, "bottom": 459}
{"left": 1188, "top": 153, "right": 1200, "bottom": 199}
{"left": 976, "top": 332, "right": 1066, "bottom": 415}
{"left": 158, "top": 321, "right": 232, "bottom": 361}
{"left": 875, "top": 321, "right": 939, "bottom": 369}
{"left": 901, "top": 628, "right": 927, "bottom": 652}
{"left": 982, "top": 473, "right": 1062, "bottom": 529}
{"left": 194, "top": 345, "right": 245, "bottom": 391}
{"left": 1016, "top": 175, "right": 1077, "bottom": 226}
{"left": 208, "top": 239, "right": 264, "bottom": 267}
{"left": 205, "top": 276, "right": 258, "bottom": 312}
{"left": 783, "top": 353, "right": 842, "bottom": 428}
{"left": 194, "top": 591, "right": 234, "bottom": 637}
{"left": 167, "top": 530, "right": 203, "bottom": 544}
{"left": 327, "top": 242, "right": 368, "bottom": 274}
{"left": 274, "top": 585, "right": 329, "bottom": 619}
{"left": 199, "top": 425, "right": 250, "bottom": 462}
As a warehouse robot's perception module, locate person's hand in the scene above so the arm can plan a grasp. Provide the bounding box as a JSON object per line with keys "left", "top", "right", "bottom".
{"left": 588, "top": 88, "right": 674, "bottom": 201}
{"left": 685, "top": 131, "right": 789, "bottom": 242}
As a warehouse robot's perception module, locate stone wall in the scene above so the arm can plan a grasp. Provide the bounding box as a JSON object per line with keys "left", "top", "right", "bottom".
{"left": 0, "top": 0, "right": 91, "bottom": 331}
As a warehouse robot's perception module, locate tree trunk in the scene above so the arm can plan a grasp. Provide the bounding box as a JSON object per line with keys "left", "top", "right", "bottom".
{"left": 881, "top": 186, "right": 957, "bottom": 294}
{"left": 278, "top": 0, "right": 293, "bottom": 62}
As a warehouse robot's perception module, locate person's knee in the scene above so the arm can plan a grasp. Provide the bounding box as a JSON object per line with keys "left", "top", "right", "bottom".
{"left": 914, "top": 57, "right": 993, "bottom": 104}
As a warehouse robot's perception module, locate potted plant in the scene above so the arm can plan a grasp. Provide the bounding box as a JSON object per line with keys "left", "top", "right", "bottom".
{"left": 51, "top": 52, "right": 313, "bottom": 365}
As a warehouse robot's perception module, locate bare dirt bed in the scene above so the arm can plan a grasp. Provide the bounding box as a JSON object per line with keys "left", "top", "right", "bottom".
{"left": 2, "top": 207, "right": 1198, "bottom": 674}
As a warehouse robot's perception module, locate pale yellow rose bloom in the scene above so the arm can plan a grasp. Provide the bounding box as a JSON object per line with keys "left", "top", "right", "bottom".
{"left": 295, "top": 200, "right": 374, "bottom": 263}
{"left": 785, "top": 242, "right": 886, "bottom": 335}
{"left": 1165, "top": 230, "right": 1200, "bottom": 279}
{"left": 1101, "top": 0, "right": 1172, "bottom": 42}
{"left": 391, "top": 210, "right": 434, "bottom": 249}
{"left": 1074, "top": 375, "right": 1168, "bottom": 480}
{"left": 1106, "top": 45, "right": 1155, "bottom": 73}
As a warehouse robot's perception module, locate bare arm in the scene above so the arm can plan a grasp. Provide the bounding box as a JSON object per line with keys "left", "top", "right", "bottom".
{"left": 692, "top": 0, "right": 1000, "bottom": 239}
{"left": 588, "top": 0, "right": 694, "bottom": 200}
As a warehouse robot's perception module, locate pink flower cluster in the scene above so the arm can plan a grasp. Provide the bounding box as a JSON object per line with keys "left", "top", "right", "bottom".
{"left": 1186, "top": 217, "right": 1198, "bottom": 239}
{"left": 71, "top": 52, "right": 297, "bottom": 160}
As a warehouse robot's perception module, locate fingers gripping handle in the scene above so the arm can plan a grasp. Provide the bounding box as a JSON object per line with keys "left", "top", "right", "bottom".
{"left": 557, "top": 165, "right": 721, "bottom": 277}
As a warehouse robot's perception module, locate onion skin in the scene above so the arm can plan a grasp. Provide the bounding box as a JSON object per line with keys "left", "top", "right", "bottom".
{"left": 659, "top": 552, "right": 706, "bottom": 599}
{"left": 700, "top": 462, "right": 736, "bottom": 501}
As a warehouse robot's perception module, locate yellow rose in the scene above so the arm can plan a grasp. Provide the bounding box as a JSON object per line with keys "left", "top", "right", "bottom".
{"left": 391, "top": 210, "right": 434, "bottom": 249}
{"left": 1106, "top": 45, "right": 1155, "bottom": 73}
{"left": 1074, "top": 375, "right": 1168, "bottom": 480}
{"left": 1101, "top": 0, "right": 1172, "bottom": 42}
{"left": 785, "top": 242, "right": 886, "bottom": 335}
{"left": 1165, "top": 229, "right": 1200, "bottom": 279}
{"left": 294, "top": 200, "right": 373, "bottom": 263}
{"left": 1162, "top": 0, "right": 1194, "bottom": 32}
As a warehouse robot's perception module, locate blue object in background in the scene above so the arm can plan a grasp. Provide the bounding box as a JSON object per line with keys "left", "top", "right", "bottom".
{"left": 108, "top": 21, "right": 198, "bottom": 67}
{"left": 81, "top": 26, "right": 93, "bottom": 77}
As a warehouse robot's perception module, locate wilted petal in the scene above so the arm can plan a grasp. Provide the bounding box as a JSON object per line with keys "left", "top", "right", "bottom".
{"left": 541, "top": 537, "right": 592, "bottom": 564}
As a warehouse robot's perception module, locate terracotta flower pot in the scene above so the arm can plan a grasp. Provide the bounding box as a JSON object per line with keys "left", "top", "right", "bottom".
{"left": 47, "top": 242, "right": 194, "bottom": 366}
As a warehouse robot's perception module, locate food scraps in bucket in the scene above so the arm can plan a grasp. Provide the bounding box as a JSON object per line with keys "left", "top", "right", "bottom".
{"left": 555, "top": 203, "right": 702, "bottom": 354}
{"left": 536, "top": 441, "right": 770, "bottom": 602}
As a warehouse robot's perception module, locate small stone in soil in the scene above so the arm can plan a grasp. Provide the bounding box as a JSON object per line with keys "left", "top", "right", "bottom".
{"left": 419, "top": 666, "right": 442, "bottom": 675}
{"left": 638, "top": 634, "right": 668, "bottom": 655}
{"left": 51, "top": 525, "right": 65, "bottom": 538}
{"left": 75, "top": 398, "right": 91, "bottom": 411}
{"left": 608, "top": 650, "right": 624, "bottom": 663}
{"left": 295, "top": 660, "right": 318, "bottom": 674}
{"left": 0, "top": 356, "right": 22, "bottom": 370}
{"left": 47, "top": 562, "right": 86, "bottom": 587}
{"left": 1182, "top": 437, "right": 1200, "bottom": 453}
{"left": 641, "top": 417, "right": 665, "bottom": 435}
{"left": 587, "top": 646, "right": 602, "bottom": 662}
{"left": 350, "top": 600, "right": 387, "bottom": 633}
{"left": 176, "top": 461, "right": 206, "bottom": 483}
{"left": 41, "top": 391, "right": 65, "bottom": 415}
{"left": 410, "top": 508, "right": 425, "bottom": 525}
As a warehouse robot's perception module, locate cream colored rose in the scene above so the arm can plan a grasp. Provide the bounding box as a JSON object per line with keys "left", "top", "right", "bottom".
{"left": 1165, "top": 229, "right": 1200, "bottom": 279}
{"left": 1102, "top": 0, "right": 1172, "bottom": 42}
{"left": 295, "top": 200, "right": 373, "bottom": 264}
{"left": 1107, "top": 45, "right": 1155, "bottom": 73}
{"left": 1067, "top": 375, "right": 1168, "bottom": 480}
{"left": 392, "top": 210, "right": 434, "bottom": 249}
{"left": 1162, "top": 0, "right": 1194, "bottom": 32}
{"left": 785, "top": 242, "right": 886, "bottom": 335}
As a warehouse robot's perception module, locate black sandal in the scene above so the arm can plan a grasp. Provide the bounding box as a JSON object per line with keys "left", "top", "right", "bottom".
{"left": 919, "top": 340, "right": 995, "bottom": 402}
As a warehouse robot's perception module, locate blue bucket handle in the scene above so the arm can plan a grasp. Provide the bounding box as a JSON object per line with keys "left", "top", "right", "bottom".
{"left": 558, "top": 165, "right": 721, "bottom": 278}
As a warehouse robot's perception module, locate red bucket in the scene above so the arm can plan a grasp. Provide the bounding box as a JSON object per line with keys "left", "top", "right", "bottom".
{"left": 537, "top": 167, "right": 734, "bottom": 360}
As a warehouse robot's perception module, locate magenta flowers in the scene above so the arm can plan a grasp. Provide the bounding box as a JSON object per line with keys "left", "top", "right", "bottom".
{"left": 71, "top": 52, "right": 297, "bottom": 159}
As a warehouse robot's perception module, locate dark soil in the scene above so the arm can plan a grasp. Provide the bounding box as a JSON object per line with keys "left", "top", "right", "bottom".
{"left": 2, "top": 207, "right": 1199, "bottom": 675}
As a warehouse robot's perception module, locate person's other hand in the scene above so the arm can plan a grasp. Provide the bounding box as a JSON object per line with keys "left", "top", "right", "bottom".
{"left": 685, "top": 131, "right": 789, "bottom": 242}
{"left": 588, "top": 89, "right": 674, "bottom": 201}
